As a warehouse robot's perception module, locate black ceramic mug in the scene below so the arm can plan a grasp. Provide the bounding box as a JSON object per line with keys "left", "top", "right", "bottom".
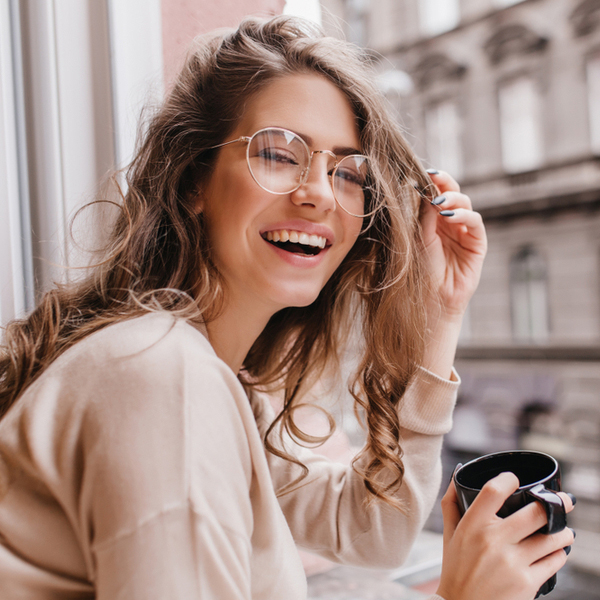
{"left": 453, "top": 450, "right": 567, "bottom": 598}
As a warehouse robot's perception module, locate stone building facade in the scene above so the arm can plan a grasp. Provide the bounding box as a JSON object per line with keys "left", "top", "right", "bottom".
{"left": 322, "top": 0, "right": 600, "bottom": 561}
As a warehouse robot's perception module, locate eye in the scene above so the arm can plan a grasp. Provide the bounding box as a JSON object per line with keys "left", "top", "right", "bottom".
{"left": 257, "top": 147, "right": 299, "bottom": 166}
{"left": 333, "top": 166, "right": 365, "bottom": 187}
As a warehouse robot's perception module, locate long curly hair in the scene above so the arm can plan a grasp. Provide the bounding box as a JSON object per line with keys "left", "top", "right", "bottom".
{"left": 0, "top": 16, "right": 436, "bottom": 510}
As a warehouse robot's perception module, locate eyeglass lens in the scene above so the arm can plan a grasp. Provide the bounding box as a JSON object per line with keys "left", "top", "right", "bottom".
{"left": 247, "top": 128, "right": 369, "bottom": 217}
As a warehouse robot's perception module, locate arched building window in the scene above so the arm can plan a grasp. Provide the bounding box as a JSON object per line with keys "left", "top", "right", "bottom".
{"left": 510, "top": 246, "right": 550, "bottom": 343}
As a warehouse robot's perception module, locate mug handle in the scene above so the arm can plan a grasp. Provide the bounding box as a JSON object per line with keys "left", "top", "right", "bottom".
{"left": 526, "top": 483, "right": 567, "bottom": 535}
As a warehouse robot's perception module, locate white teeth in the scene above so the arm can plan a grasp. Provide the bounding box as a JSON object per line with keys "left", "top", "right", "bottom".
{"left": 263, "top": 229, "right": 327, "bottom": 248}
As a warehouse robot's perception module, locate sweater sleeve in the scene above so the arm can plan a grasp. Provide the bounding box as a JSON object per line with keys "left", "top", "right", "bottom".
{"left": 255, "top": 366, "right": 460, "bottom": 569}
{"left": 75, "top": 319, "right": 255, "bottom": 600}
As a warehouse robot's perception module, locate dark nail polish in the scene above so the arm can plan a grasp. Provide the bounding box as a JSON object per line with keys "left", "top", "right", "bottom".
{"left": 567, "top": 493, "right": 577, "bottom": 506}
{"left": 564, "top": 545, "right": 571, "bottom": 555}
{"left": 431, "top": 195, "right": 446, "bottom": 206}
{"left": 439, "top": 210, "right": 455, "bottom": 217}
{"left": 426, "top": 168, "right": 439, "bottom": 175}
{"left": 569, "top": 528, "right": 576, "bottom": 539}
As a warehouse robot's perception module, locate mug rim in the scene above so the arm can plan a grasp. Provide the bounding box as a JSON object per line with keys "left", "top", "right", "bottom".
{"left": 454, "top": 449, "right": 559, "bottom": 493}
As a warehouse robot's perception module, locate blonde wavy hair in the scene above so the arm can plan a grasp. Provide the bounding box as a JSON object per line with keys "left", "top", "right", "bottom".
{"left": 0, "top": 16, "right": 436, "bottom": 510}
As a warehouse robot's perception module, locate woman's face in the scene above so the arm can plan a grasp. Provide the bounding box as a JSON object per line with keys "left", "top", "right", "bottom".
{"left": 198, "top": 74, "right": 364, "bottom": 316}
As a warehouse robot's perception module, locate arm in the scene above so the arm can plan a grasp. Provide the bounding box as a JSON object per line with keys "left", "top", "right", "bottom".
{"left": 255, "top": 366, "right": 459, "bottom": 569}
{"left": 419, "top": 170, "right": 487, "bottom": 380}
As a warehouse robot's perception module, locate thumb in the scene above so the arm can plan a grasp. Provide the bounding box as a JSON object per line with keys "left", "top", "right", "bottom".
{"left": 441, "top": 478, "right": 462, "bottom": 546}
{"left": 420, "top": 198, "right": 442, "bottom": 248}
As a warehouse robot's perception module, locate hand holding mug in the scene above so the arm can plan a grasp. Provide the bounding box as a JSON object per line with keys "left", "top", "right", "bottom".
{"left": 435, "top": 451, "right": 575, "bottom": 600}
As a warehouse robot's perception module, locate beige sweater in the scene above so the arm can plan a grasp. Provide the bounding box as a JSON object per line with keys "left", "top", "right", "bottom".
{"left": 0, "top": 313, "right": 457, "bottom": 599}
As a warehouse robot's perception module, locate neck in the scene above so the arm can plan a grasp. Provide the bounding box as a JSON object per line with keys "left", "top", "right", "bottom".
{"left": 205, "top": 295, "right": 274, "bottom": 374}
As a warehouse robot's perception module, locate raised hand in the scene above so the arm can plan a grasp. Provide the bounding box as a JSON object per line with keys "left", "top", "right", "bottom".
{"left": 420, "top": 170, "right": 487, "bottom": 320}
{"left": 418, "top": 170, "right": 487, "bottom": 378}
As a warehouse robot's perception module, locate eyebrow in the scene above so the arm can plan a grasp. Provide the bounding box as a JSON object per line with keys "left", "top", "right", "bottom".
{"left": 294, "top": 131, "right": 362, "bottom": 157}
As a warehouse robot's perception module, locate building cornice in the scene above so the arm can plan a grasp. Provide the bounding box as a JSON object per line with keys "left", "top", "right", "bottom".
{"left": 388, "top": 0, "right": 544, "bottom": 55}
{"left": 456, "top": 346, "right": 600, "bottom": 361}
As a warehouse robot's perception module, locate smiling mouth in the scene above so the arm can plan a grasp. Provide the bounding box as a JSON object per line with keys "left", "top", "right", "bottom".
{"left": 262, "top": 229, "right": 328, "bottom": 257}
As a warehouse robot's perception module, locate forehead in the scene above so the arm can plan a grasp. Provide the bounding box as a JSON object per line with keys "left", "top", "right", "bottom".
{"left": 234, "top": 74, "right": 361, "bottom": 151}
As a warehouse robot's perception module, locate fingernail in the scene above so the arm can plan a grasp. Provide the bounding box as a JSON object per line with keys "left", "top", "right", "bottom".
{"left": 439, "top": 210, "right": 455, "bottom": 217}
{"left": 567, "top": 493, "right": 577, "bottom": 506}
{"left": 564, "top": 545, "right": 571, "bottom": 555}
{"left": 453, "top": 463, "right": 463, "bottom": 477}
{"left": 569, "top": 528, "right": 577, "bottom": 539}
{"left": 426, "top": 168, "right": 439, "bottom": 175}
{"left": 431, "top": 195, "right": 446, "bottom": 206}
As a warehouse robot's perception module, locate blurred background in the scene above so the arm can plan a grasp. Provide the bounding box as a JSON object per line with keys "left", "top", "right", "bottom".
{"left": 1, "top": 0, "right": 599, "bottom": 596}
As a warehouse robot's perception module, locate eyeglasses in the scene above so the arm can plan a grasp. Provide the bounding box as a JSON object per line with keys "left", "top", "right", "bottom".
{"left": 211, "top": 127, "right": 374, "bottom": 218}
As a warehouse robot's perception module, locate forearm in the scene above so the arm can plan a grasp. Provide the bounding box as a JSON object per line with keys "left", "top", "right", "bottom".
{"left": 421, "top": 310, "right": 464, "bottom": 381}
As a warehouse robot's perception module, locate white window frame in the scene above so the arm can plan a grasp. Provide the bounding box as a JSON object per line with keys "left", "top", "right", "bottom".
{"left": 1, "top": 0, "right": 164, "bottom": 322}
{"left": 0, "top": 0, "right": 32, "bottom": 325}
{"left": 107, "top": 0, "right": 164, "bottom": 169}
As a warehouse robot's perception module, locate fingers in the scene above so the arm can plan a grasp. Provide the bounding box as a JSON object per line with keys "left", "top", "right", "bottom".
{"left": 430, "top": 191, "right": 472, "bottom": 212}
{"left": 427, "top": 169, "right": 460, "bottom": 193}
{"left": 505, "top": 492, "right": 574, "bottom": 543}
{"left": 557, "top": 491, "right": 575, "bottom": 514}
{"left": 521, "top": 527, "right": 575, "bottom": 565}
{"left": 462, "top": 472, "right": 520, "bottom": 527}
{"left": 529, "top": 547, "right": 569, "bottom": 587}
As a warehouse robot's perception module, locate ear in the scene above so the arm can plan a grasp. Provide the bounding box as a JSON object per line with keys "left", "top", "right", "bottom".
{"left": 192, "top": 189, "right": 205, "bottom": 215}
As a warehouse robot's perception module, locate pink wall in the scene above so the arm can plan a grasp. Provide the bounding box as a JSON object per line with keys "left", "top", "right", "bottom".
{"left": 162, "top": 0, "right": 286, "bottom": 87}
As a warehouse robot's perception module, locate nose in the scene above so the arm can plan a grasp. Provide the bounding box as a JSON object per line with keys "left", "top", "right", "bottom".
{"left": 290, "top": 153, "right": 337, "bottom": 213}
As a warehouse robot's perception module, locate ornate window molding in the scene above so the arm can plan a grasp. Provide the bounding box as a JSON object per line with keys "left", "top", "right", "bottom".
{"left": 570, "top": 0, "right": 600, "bottom": 37}
{"left": 484, "top": 24, "right": 549, "bottom": 65}
{"left": 412, "top": 53, "right": 467, "bottom": 89}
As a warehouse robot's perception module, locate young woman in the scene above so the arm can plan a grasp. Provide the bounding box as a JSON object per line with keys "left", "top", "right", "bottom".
{"left": 0, "top": 16, "right": 573, "bottom": 600}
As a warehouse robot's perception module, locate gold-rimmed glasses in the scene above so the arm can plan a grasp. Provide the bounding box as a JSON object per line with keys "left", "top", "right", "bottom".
{"left": 211, "top": 127, "right": 374, "bottom": 218}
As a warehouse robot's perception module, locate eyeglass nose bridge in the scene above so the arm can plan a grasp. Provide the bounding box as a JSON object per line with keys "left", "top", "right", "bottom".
{"left": 302, "top": 149, "right": 338, "bottom": 183}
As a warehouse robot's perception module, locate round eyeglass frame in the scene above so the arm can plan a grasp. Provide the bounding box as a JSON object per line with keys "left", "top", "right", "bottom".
{"left": 210, "top": 126, "right": 377, "bottom": 218}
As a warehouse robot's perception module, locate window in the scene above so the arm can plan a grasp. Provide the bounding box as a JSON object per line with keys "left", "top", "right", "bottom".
{"left": 0, "top": 0, "right": 32, "bottom": 325}
{"left": 511, "top": 247, "right": 549, "bottom": 343}
{"left": 587, "top": 53, "right": 600, "bottom": 154}
{"left": 498, "top": 77, "right": 544, "bottom": 173}
{"left": 419, "top": 0, "right": 460, "bottom": 37}
{"left": 425, "top": 100, "right": 464, "bottom": 180}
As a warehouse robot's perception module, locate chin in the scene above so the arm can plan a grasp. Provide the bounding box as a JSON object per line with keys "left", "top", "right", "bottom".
{"left": 274, "top": 288, "right": 322, "bottom": 311}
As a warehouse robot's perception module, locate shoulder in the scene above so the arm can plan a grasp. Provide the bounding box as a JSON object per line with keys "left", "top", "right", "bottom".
{"left": 53, "top": 312, "right": 219, "bottom": 382}
{"left": 14, "top": 313, "right": 241, "bottom": 424}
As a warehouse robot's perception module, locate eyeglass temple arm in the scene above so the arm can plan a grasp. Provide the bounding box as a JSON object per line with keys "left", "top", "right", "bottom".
{"left": 209, "top": 136, "right": 252, "bottom": 150}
